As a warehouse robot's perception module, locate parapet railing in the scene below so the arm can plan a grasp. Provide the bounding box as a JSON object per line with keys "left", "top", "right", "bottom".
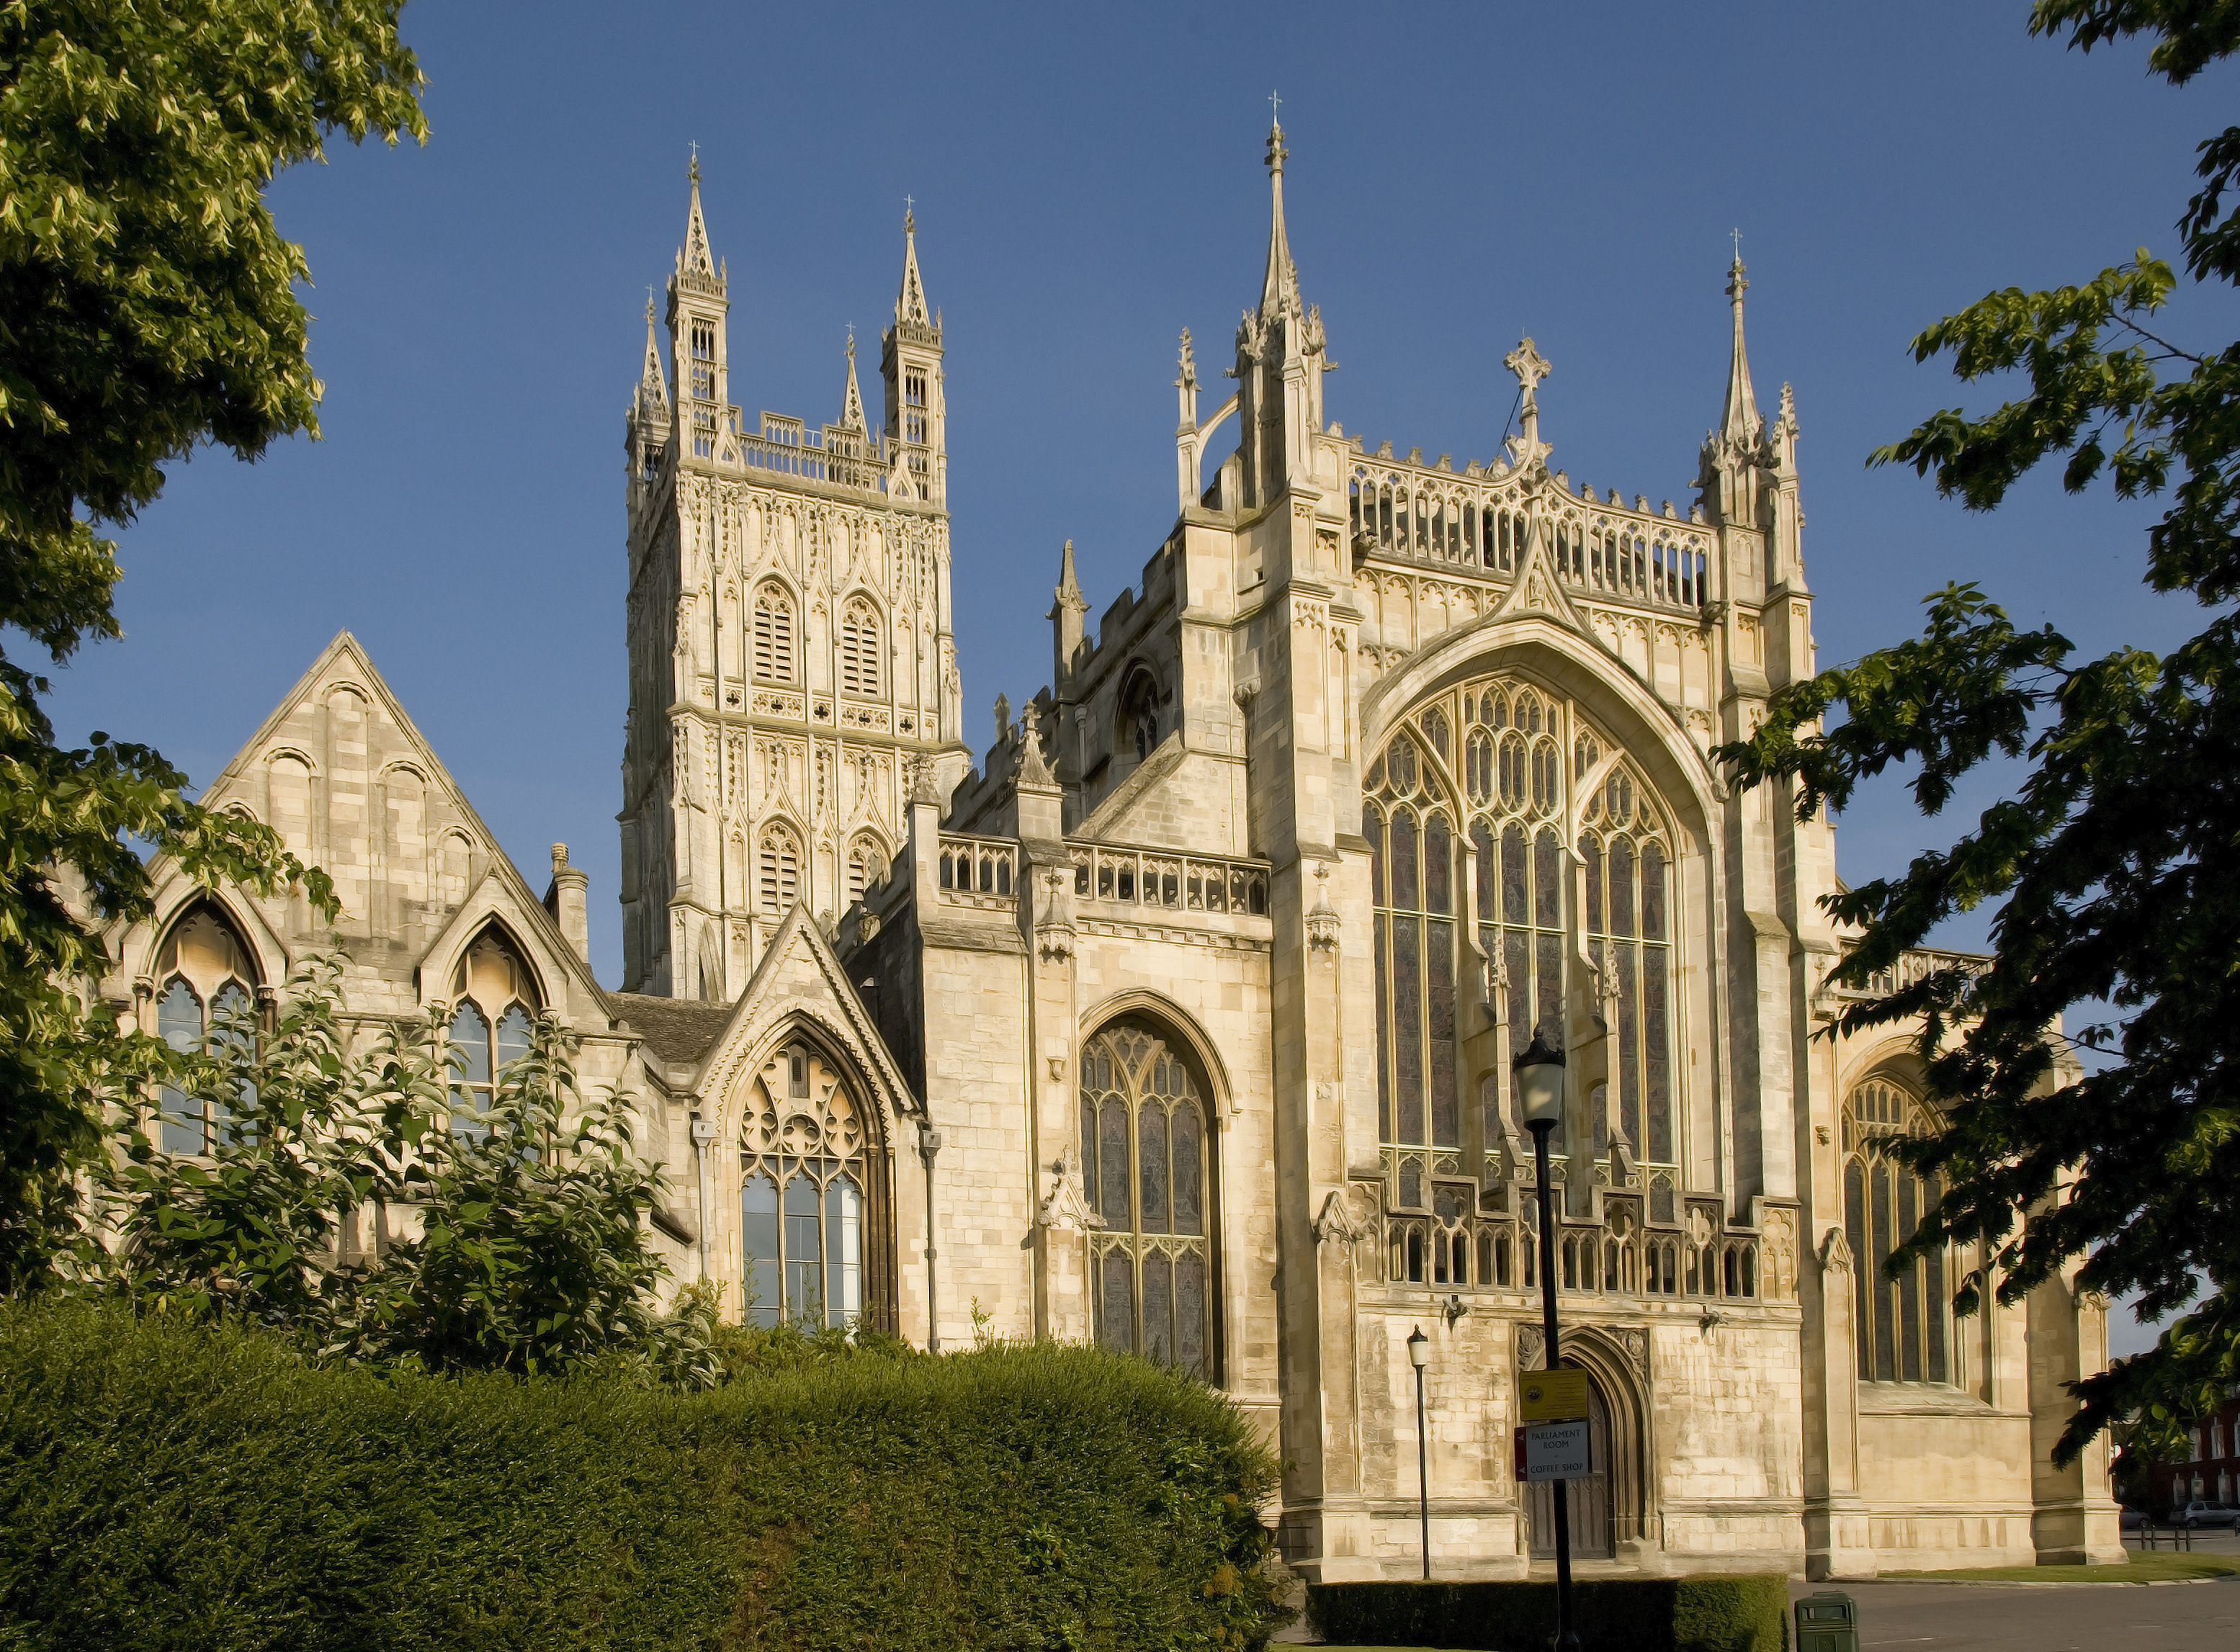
{"left": 1069, "top": 843, "right": 1269, "bottom": 917}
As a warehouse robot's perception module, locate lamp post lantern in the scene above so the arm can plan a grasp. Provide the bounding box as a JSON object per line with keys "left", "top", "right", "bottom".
{"left": 1407, "top": 1323, "right": 1431, "bottom": 1578}
{"left": 1514, "top": 1029, "right": 1582, "bottom": 1652}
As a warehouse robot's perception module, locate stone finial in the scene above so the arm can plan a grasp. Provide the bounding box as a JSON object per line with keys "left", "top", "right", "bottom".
{"left": 993, "top": 692, "right": 1011, "bottom": 748}
{"left": 1175, "top": 329, "right": 1197, "bottom": 393}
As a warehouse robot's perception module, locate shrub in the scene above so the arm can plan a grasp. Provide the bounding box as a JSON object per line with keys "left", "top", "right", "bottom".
{"left": 1307, "top": 1574, "right": 1789, "bottom": 1652}
{"left": 0, "top": 1301, "right": 1287, "bottom": 1651}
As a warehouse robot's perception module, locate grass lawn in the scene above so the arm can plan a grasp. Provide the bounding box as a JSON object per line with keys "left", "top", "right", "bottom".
{"left": 1883, "top": 1547, "right": 2240, "bottom": 1584}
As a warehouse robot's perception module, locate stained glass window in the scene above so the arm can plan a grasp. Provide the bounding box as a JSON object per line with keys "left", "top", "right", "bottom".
{"left": 1368, "top": 673, "right": 1683, "bottom": 1186}
{"left": 149, "top": 903, "right": 261, "bottom": 1154}
{"left": 447, "top": 927, "right": 542, "bottom": 1138}
{"left": 1843, "top": 1080, "right": 1953, "bottom": 1385}
{"left": 1080, "top": 1021, "right": 1213, "bottom": 1376}
{"left": 740, "top": 1043, "right": 869, "bottom": 1327}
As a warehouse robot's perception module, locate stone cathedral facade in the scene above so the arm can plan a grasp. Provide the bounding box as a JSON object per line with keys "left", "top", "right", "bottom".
{"left": 96, "top": 130, "right": 2122, "bottom": 1583}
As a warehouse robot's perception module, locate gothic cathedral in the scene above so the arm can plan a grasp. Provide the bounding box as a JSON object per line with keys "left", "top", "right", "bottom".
{"left": 97, "top": 127, "right": 2122, "bottom": 1582}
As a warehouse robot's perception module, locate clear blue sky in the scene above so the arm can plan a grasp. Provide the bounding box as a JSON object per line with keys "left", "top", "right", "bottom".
{"left": 40, "top": 5, "right": 2228, "bottom": 1347}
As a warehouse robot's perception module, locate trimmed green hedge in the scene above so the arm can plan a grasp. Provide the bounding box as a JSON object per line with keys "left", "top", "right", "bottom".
{"left": 1307, "top": 1574, "right": 1788, "bottom": 1652}
{"left": 0, "top": 1302, "right": 1283, "bottom": 1650}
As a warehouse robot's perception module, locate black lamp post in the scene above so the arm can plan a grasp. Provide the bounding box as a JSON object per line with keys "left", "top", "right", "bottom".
{"left": 1515, "top": 1029, "right": 1582, "bottom": 1652}
{"left": 1407, "top": 1323, "right": 1431, "bottom": 1578}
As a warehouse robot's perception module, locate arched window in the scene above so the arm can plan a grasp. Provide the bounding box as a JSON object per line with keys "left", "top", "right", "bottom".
{"left": 758, "top": 822, "right": 802, "bottom": 914}
{"left": 1367, "top": 673, "right": 1683, "bottom": 1203}
{"left": 847, "top": 834, "right": 888, "bottom": 908}
{"left": 1118, "top": 668, "right": 1160, "bottom": 764}
{"left": 151, "top": 903, "right": 261, "bottom": 1153}
{"left": 1080, "top": 1020, "right": 1214, "bottom": 1375}
{"left": 839, "top": 597, "right": 881, "bottom": 697}
{"left": 447, "top": 927, "right": 541, "bottom": 1139}
{"left": 751, "top": 583, "right": 797, "bottom": 683}
{"left": 1842, "top": 1079, "right": 1953, "bottom": 1384}
{"left": 739, "top": 1043, "right": 869, "bottom": 1326}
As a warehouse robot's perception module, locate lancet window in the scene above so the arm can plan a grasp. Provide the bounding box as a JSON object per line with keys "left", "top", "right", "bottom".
{"left": 151, "top": 903, "right": 261, "bottom": 1154}
{"left": 1843, "top": 1079, "right": 1955, "bottom": 1385}
{"left": 740, "top": 1044, "right": 867, "bottom": 1327}
{"left": 758, "top": 822, "right": 802, "bottom": 915}
{"left": 447, "top": 927, "right": 541, "bottom": 1139}
{"left": 1580, "top": 753, "right": 1677, "bottom": 1166}
{"left": 751, "top": 583, "right": 797, "bottom": 683}
{"left": 1080, "top": 1020, "right": 1214, "bottom": 1377}
{"left": 839, "top": 597, "right": 882, "bottom": 697}
{"left": 847, "top": 834, "right": 888, "bottom": 907}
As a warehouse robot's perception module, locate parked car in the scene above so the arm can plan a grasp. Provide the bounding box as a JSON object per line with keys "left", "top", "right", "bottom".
{"left": 2174, "top": 1501, "right": 2240, "bottom": 1530}
{"left": 2120, "top": 1506, "right": 2151, "bottom": 1530}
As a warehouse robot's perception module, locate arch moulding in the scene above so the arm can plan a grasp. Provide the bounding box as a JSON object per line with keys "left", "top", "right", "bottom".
{"left": 1361, "top": 614, "right": 1719, "bottom": 848}
{"left": 1077, "top": 988, "right": 1235, "bottom": 1117}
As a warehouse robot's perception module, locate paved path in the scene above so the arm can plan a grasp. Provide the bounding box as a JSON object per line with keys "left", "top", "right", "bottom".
{"left": 1815, "top": 1576, "right": 2240, "bottom": 1652}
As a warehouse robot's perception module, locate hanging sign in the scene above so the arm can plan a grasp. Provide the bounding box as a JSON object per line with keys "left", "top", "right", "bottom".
{"left": 1518, "top": 1419, "right": 1592, "bottom": 1482}
{"left": 1518, "top": 1369, "right": 1590, "bottom": 1424}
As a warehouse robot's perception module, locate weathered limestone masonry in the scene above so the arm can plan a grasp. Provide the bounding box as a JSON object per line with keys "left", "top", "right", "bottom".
{"left": 100, "top": 136, "right": 2120, "bottom": 1585}
{"left": 618, "top": 159, "right": 970, "bottom": 1002}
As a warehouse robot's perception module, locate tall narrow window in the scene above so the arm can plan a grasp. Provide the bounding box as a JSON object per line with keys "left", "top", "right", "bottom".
{"left": 1843, "top": 1080, "right": 1953, "bottom": 1384}
{"left": 150, "top": 903, "right": 261, "bottom": 1154}
{"left": 1080, "top": 1021, "right": 1214, "bottom": 1376}
{"left": 758, "top": 822, "right": 802, "bottom": 914}
{"left": 752, "top": 584, "right": 797, "bottom": 684}
{"left": 840, "top": 598, "right": 881, "bottom": 697}
{"left": 848, "top": 835, "right": 887, "bottom": 908}
{"left": 447, "top": 927, "right": 541, "bottom": 1138}
{"left": 739, "top": 1043, "right": 870, "bottom": 1326}
{"left": 1580, "top": 763, "right": 1677, "bottom": 1167}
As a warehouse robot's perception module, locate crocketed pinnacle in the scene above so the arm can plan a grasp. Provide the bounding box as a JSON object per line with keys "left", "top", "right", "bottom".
{"left": 679, "top": 154, "right": 715, "bottom": 279}
{"left": 838, "top": 329, "right": 866, "bottom": 431}
{"left": 1260, "top": 120, "right": 1303, "bottom": 322}
{"left": 896, "top": 207, "right": 931, "bottom": 328}
{"left": 1721, "top": 253, "right": 1760, "bottom": 442}
{"left": 638, "top": 295, "right": 668, "bottom": 408}
{"left": 1054, "top": 538, "right": 1087, "bottom": 614}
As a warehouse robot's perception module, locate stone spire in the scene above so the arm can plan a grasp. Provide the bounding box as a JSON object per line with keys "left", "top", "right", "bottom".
{"left": 675, "top": 149, "right": 723, "bottom": 294}
{"left": 1049, "top": 537, "right": 1090, "bottom": 687}
{"left": 1259, "top": 117, "right": 1303, "bottom": 323}
{"left": 838, "top": 328, "right": 866, "bottom": 431}
{"left": 637, "top": 295, "right": 668, "bottom": 412}
{"left": 895, "top": 204, "right": 934, "bottom": 336}
{"left": 1720, "top": 248, "right": 1760, "bottom": 443}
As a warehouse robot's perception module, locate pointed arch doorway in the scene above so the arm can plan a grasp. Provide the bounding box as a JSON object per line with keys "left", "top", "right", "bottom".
{"left": 1526, "top": 1374, "right": 1613, "bottom": 1559}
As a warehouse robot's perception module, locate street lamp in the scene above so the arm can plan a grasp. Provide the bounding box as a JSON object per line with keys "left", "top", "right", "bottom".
{"left": 1515, "top": 1029, "right": 1582, "bottom": 1652}
{"left": 1407, "top": 1324, "right": 1431, "bottom": 1579}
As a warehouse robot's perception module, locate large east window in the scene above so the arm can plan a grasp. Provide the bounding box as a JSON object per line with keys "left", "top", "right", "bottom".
{"left": 740, "top": 1044, "right": 866, "bottom": 1327}
{"left": 1080, "top": 1020, "right": 1214, "bottom": 1375}
{"left": 1366, "top": 673, "right": 1680, "bottom": 1208}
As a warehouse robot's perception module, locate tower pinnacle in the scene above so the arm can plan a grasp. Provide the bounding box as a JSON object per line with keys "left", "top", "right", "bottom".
{"left": 1721, "top": 244, "right": 1760, "bottom": 442}
{"left": 838, "top": 328, "right": 866, "bottom": 431}
{"left": 895, "top": 203, "right": 932, "bottom": 331}
{"left": 1260, "top": 116, "right": 1301, "bottom": 321}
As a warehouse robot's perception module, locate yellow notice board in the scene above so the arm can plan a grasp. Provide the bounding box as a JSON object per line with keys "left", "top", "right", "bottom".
{"left": 1518, "top": 1369, "right": 1589, "bottom": 1424}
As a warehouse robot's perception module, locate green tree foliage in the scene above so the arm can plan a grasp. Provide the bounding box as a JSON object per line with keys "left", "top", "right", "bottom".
{"left": 1716, "top": 0, "right": 2240, "bottom": 1461}
{"left": 0, "top": 2, "right": 424, "bottom": 1289}
{"left": 89, "top": 956, "right": 716, "bottom": 1386}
